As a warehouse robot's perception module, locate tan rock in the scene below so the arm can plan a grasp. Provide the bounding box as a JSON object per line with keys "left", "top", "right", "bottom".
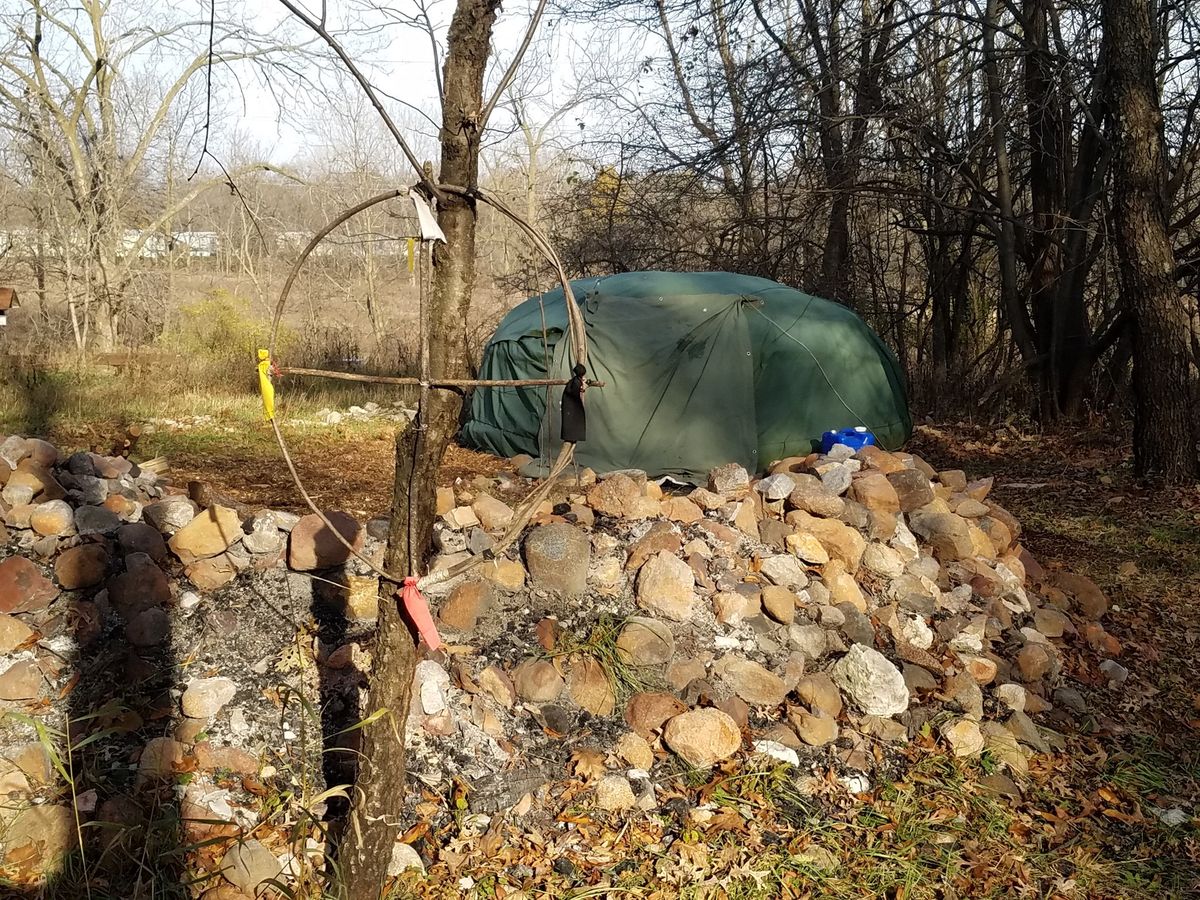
{"left": 708, "top": 463, "right": 751, "bottom": 497}
{"left": 718, "top": 656, "right": 788, "bottom": 706}
{"left": 169, "top": 505, "right": 242, "bottom": 564}
{"left": 438, "top": 581, "right": 494, "bottom": 632}
{"left": 29, "top": 500, "right": 75, "bottom": 536}
{"left": 968, "top": 523, "right": 997, "bottom": 558}
{"left": 443, "top": 505, "right": 479, "bottom": 529}
{"left": 613, "top": 731, "right": 655, "bottom": 770}
{"left": 0, "top": 613, "right": 35, "bottom": 653}
{"left": 513, "top": 659, "right": 564, "bottom": 702}
{"left": 594, "top": 774, "right": 636, "bottom": 810}
{"left": 953, "top": 498, "right": 990, "bottom": 517}
{"left": 689, "top": 488, "right": 727, "bottom": 511}
{"left": 1016, "top": 644, "right": 1054, "bottom": 682}
{"left": 182, "top": 677, "right": 238, "bottom": 719}
{"left": 624, "top": 495, "right": 662, "bottom": 519}
{"left": 137, "top": 737, "right": 188, "bottom": 782}
{"left": 0, "top": 660, "right": 43, "bottom": 700}
{"left": 616, "top": 617, "right": 675, "bottom": 666}
{"left": 103, "top": 493, "right": 140, "bottom": 522}
{"left": 965, "top": 477, "right": 994, "bottom": 501}
{"left": 857, "top": 445, "right": 906, "bottom": 473}
{"left": 938, "top": 470, "right": 967, "bottom": 492}
{"left": 786, "top": 511, "right": 866, "bottom": 572}
{"left": 587, "top": 474, "right": 642, "bottom": 517}
{"left": 567, "top": 656, "right": 616, "bottom": 715}
{"left": 794, "top": 672, "right": 843, "bottom": 718}
{"left": 54, "top": 543, "right": 109, "bottom": 590}
{"left": 942, "top": 718, "right": 984, "bottom": 757}
{"left": 698, "top": 520, "right": 743, "bottom": 547}
{"left": 849, "top": 472, "right": 900, "bottom": 518}
{"left": 185, "top": 554, "right": 239, "bottom": 591}
{"left": 862, "top": 543, "right": 905, "bottom": 578}
{"left": 436, "top": 486, "right": 455, "bottom": 516}
{"left": 976, "top": 516, "right": 1014, "bottom": 555}
{"left": 626, "top": 521, "right": 682, "bottom": 571}
{"left": 1, "top": 805, "right": 75, "bottom": 868}
{"left": 822, "top": 560, "right": 867, "bottom": 612}
{"left": 625, "top": 692, "right": 687, "bottom": 738}
{"left": 477, "top": 665, "right": 516, "bottom": 708}
{"left": 787, "top": 706, "right": 838, "bottom": 745}
{"left": 7, "top": 743, "right": 52, "bottom": 784}
{"left": 472, "top": 494, "right": 514, "bottom": 531}
{"left": 1033, "top": 607, "right": 1072, "bottom": 638}
{"left": 785, "top": 474, "right": 845, "bottom": 518}
{"left": 194, "top": 743, "right": 259, "bottom": 775}
{"left": 287, "top": 510, "right": 364, "bottom": 571}
{"left": 963, "top": 655, "right": 999, "bottom": 685}
{"left": 986, "top": 501, "right": 1022, "bottom": 541}
{"left": 786, "top": 531, "right": 830, "bottom": 564}
{"left": 761, "top": 585, "right": 797, "bottom": 625}
{"left": 712, "top": 591, "right": 757, "bottom": 625}
{"left": 0, "top": 556, "right": 59, "bottom": 614}
{"left": 661, "top": 497, "right": 703, "bottom": 524}
{"left": 664, "top": 708, "right": 742, "bottom": 767}
{"left": 908, "top": 510, "right": 974, "bottom": 562}
{"left": 480, "top": 557, "right": 526, "bottom": 591}
{"left": 636, "top": 551, "right": 695, "bottom": 621}
{"left": 768, "top": 454, "right": 815, "bottom": 474}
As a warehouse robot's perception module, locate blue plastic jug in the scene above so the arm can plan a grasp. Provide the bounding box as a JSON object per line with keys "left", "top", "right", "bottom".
{"left": 820, "top": 426, "right": 875, "bottom": 454}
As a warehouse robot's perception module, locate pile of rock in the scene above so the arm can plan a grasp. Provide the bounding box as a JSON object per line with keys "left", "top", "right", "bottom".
{"left": 0, "top": 429, "right": 1120, "bottom": 888}
{"left": 0, "top": 434, "right": 386, "bottom": 892}
{"left": 415, "top": 442, "right": 1119, "bottom": 812}
{"left": 314, "top": 401, "right": 415, "bottom": 426}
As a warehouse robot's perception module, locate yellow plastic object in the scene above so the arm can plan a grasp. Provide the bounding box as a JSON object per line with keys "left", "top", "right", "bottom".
{"left": 257, "top": 349, "right": 276, "bottom": 421}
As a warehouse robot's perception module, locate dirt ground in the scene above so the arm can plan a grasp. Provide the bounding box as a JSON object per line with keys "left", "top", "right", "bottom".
{"left": 128, "top": 419, "right": 1200, "bottom": 898}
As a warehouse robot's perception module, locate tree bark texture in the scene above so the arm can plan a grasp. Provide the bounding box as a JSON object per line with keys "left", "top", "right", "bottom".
{"left": 1104, "top": 0, "right": 1199, "bottom": 480}
{"left": 337, "top": 1, "right": 501, "bottom": 896}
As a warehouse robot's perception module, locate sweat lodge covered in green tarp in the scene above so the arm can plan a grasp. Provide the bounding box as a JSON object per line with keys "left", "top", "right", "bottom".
{"left": 462, "top": 271, "right": 912, "bottom": 481}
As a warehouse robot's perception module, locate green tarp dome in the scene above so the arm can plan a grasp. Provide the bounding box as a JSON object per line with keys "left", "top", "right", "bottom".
{"left": 462, "top": 271, "right": 912, "bottom": 480}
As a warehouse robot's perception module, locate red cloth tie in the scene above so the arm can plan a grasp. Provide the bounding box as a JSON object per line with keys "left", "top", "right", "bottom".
{"left": 401, "top": 576, "right": 443, "bottom": 651}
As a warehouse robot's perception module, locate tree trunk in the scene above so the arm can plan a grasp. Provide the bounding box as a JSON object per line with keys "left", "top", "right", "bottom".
{"left": 1104, "top": 0, "right": 1199, "bottom": 480}
{"left": 336, "top": 1, "right": 500, "bottom": 896}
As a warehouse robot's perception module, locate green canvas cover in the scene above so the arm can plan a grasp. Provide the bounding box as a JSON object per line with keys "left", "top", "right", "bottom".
{"left": 462, "top": 271, "right": 912, "bottom": 480}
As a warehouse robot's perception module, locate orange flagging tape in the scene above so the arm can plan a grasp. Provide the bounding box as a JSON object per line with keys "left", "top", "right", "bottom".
{"left": 401, "top": 576, "right": 443, "bottom": 651}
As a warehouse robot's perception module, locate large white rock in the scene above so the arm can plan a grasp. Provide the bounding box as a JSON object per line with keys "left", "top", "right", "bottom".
{"left": 830, "top": 645, "right": 910, "bottom": 717}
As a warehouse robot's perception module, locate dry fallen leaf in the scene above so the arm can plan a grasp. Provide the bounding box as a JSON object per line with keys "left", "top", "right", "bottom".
{"left": 510, "top": 792, "right": 534, "bottom": 817}
{"left": 569, "top": 748, "right": 607, "bottom": 782}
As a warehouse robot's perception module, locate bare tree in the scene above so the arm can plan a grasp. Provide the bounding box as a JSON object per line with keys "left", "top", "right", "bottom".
{"left": 1104, "top": 0, "right": 1199, "bottom": 479}
{"left": 0, "top": 0, "right": 298, "bottom": 349}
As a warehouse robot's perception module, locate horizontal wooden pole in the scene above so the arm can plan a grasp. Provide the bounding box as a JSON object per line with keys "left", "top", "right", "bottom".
{"left": 276, "top": 366, "right": 604, "bottom": 388}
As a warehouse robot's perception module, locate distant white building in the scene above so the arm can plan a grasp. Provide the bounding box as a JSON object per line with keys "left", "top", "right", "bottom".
{"left": 118, "top": 229, "right": 169, "bottom": 259}
{"left": 173, "top": 231, "right": 219, "bottom": 257}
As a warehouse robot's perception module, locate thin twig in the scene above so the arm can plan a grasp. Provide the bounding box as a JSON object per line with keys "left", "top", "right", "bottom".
{"left": 277, "top": 365, "right": 603, "bottom": 388}
{"left": 188, "top": 0, "right": 217, "bottom": 180}
{"left": 480, "top": 0, "right": 548, "bottom": 131}
{"left": 276, "top": 0, "right": 443, "bottom": 200}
